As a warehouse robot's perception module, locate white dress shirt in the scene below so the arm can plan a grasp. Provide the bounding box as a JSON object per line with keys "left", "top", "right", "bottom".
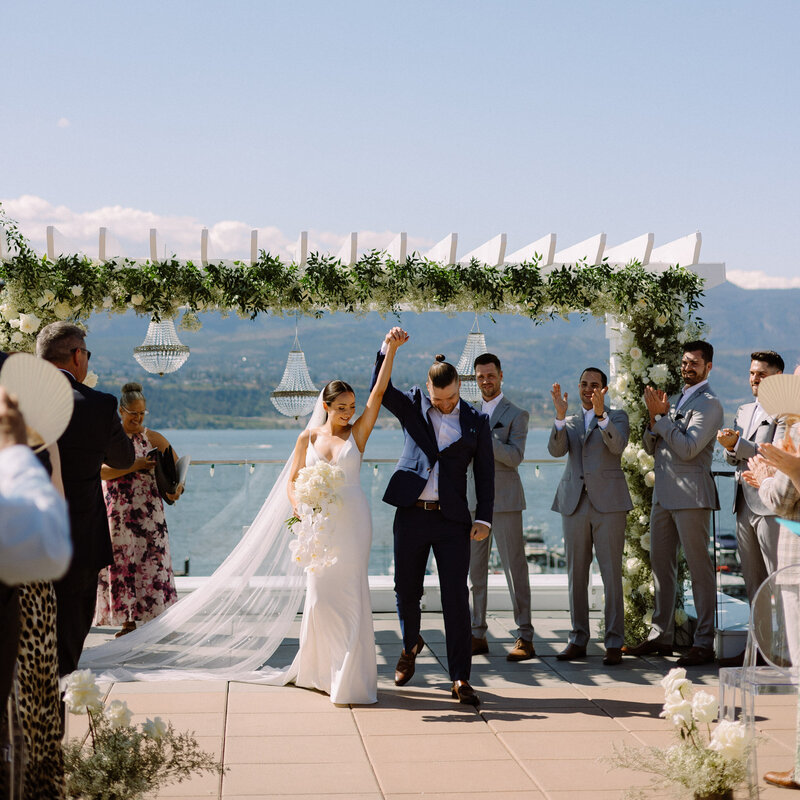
{"left": 0, "top": 445, "right": 71, "bottom": 585}
{"left": 676, "top": 379, "right": 708, "bottom": 410}
{"left": 481, "top": 392, "right": 504, "bottom": 419}
{"left": 418, "top": 402, "right": 462, "bottom": 501}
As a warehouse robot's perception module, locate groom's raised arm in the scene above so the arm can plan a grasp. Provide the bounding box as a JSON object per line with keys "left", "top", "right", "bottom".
{"left": 370, "top": 343, "right": 411, "bottom": 419}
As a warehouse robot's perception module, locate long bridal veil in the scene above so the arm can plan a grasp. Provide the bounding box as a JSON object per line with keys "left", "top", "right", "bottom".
{"left": 79, "top": 395, "right": 327, "bottom": 682}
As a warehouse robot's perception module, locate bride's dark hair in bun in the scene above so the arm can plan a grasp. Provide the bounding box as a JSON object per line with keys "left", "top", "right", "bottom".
{"left": 322, "top": 380, "right": 354, "bottom": 406}
{"left": 428, "top": 355, "right": 459, "bottom": 388}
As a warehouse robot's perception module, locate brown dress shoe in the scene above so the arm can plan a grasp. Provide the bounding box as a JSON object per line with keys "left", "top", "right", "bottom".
{"left": 451, "top": 680, "right": 480, "bottom": 706}
{"left": 764, "top": 769, "right": 800, "bottom": 789}
{"left": 717, "top": 650, "right": 767, "bottom": 667}
{"left": 471, "top": 635, "right": 489, "bottom": 656}
{"left": 621, "top": 639, "right": 672, "bottom": 657}
{"left": 394, "top": 635, "right": 425, "bottom": 686}
{"left": 507, "top": 638, "right": 536, "bottom": 662}
{"left": 556, "top": 643, "right": 587, "bottom": 661}
{"left": 603, "top": 647, "right": 623, "bottom": 666}
{"left": 676, "top": 646, "right": 715, "bottom": 667}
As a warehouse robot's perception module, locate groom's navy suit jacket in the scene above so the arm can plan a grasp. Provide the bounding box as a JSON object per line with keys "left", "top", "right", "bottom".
{"left": 371, "top": 351, "right": 494, "bottom": 526}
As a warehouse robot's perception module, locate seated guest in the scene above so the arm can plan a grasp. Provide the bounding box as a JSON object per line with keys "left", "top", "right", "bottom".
{"left": 96, "top": 382, "right": 182, "bottom": 637}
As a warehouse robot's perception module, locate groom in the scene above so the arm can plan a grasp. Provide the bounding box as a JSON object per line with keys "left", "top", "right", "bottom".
{"left": 371, "top": 329, "right": 494, "bottom": 706}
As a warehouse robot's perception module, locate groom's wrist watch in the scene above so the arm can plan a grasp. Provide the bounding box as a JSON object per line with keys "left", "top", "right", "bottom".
{"left": 597, "top": 412, "right": 608, "bottom": 421}
{"left": 654, "top": 413, "right": 663, "bottom": 422}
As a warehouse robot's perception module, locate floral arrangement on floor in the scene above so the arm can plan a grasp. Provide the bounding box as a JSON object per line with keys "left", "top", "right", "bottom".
{"left": 287, "top": 460, "right": 345, "bottom": 572}
{"left": 607, "top": 668, "right": 750, "bottom": 799}
{"left": 62, "top": 670, "right": 224, "bottom": 800}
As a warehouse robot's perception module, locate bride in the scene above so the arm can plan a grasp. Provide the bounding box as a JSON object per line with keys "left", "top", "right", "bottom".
{"left": 79, "top": 327, "right": 408, "bottom": 702}
{"left": 277, "top": 326, "right": 407, "bottom": 703}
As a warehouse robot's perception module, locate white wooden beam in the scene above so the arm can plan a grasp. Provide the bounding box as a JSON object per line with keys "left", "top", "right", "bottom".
{"left": 294, "top": 232, "right": 308, "bottom": 267}
{"left": 200, "top": 228, "right": 209, "bottom": 266}
{"left": 337, "top": 232, "right": 357, "bottom": 266}
{"left": 460, "top": 233, "right": 507, "bottom": 266}
{"left": 250, "top": 230, "right": 258, "bottom": 265}
{"left": 149, "top": 228, "right": 158, "bottom": 262}
{"left": 505, "top": 234, "right": 557, "bottom": 267}
{"left": 46, "top": 226, "right": 56, "bottom": 260}
{"left": 424, "top": 233, "right": 458, "bottom": 265}
{"left": 386, "top": 232, "right": 407, "bottom": 265}
{"left": 603, "top": 233, "right": 654, "bottom": 266}
{"left": 650, "top": 232, "right": 701, "bottom": 266}
{"left": 553, "top": 233, "right": 606, "bottom": 266}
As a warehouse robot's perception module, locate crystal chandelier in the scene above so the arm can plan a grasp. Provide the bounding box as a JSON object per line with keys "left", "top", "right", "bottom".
{"left": 270, "top": 323, "right": 318, "bottom": 419}
{"left": 456, "top": 315, "right": 488, "bottom": 402}
{"left": 133, "top": 317, "right": 190, "bottom": 376}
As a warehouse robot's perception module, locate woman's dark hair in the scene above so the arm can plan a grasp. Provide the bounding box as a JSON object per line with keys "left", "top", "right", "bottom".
{"left": 428, "top": 355, "right": 459, "bottom": 389}
{"left": 120, "top": 381, "right": 145, "bottom": 409}
{"left": 322, "top": 380, "right": 354, "bottom": 406}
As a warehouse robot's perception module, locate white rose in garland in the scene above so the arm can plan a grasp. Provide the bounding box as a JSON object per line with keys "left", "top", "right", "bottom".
{"left": 18, "top": 311, "right": 42, "bottom": 334}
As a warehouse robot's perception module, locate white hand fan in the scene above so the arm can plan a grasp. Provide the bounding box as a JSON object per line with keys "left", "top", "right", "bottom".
{"left": 0, "top": 353, "right": 75, "bottom": 449}
{"left": 757, "top": 374, "right": 800, "bottom": 418}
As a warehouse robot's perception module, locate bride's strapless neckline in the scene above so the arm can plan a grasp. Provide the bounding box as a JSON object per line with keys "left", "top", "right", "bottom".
{"left": 309, "top": 433, "right": 352, "bottom": 465}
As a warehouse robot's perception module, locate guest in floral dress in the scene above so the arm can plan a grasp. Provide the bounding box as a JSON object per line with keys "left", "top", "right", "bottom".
{"left": 95, "top": 382, "right": 183, "bottom": 637}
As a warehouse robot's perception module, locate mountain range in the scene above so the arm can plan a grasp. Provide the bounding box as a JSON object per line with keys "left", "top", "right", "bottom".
{"left": 87, "top": 281, "right": 800, "bottom": 429}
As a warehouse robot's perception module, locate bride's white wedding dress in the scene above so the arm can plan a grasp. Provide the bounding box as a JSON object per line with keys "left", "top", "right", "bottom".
{"left": 278, "top": 434, "right": 377, "bottom": 704}
{"left": 78, "top": 394, "right": 377, "bottom": 702}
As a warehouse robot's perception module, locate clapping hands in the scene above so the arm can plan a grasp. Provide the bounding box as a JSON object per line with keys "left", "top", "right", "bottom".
{"left": 644, "top": 386, "right": 670, "bottom": 421}
{"left": 550, "top": 383, "right": 568, "bottom": 420}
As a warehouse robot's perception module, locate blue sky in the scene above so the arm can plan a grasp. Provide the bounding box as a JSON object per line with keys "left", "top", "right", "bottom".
{"left": 2, "top": 1, "right": 799, "bottom": 287}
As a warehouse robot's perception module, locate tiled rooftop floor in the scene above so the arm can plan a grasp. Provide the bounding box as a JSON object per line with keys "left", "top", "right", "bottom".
{"left": 73, "top": 611, "right": 796, "bottom": 799}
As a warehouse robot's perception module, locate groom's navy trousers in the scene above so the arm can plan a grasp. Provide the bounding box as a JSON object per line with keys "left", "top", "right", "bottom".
{"left": 371, "top": 351, "right": 494, "bottom": 683}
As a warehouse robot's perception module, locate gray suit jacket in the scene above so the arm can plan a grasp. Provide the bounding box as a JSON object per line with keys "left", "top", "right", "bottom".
{"left": 468, "top": 396, "right": 529, "bottom": 512}
{"left": 643, "top": 384, "right": 724, "bottom": 510}
{"left": 547, "top": 407, "right": 633, "bottom": 515}
{"left": 725, "top": 401, "right": 785, "bottom": 516}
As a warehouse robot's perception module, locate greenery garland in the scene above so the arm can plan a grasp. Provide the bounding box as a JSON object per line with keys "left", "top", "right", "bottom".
{"left": 0, "top": 207, "right": 706, "bottom": 642}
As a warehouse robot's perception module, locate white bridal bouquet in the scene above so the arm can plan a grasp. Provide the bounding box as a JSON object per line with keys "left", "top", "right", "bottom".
{"left": 607, "top": 668, "right": 750, "bottom": 799}
{"left": 287, "top": 461, "right": 345, "bottom": 573}
{"left": 62, "top": 670, "right": 224, "bottom": 800}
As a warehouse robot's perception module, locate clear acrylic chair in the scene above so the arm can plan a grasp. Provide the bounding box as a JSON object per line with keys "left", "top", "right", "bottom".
{"left": 718, "top": 564, "right": 800, "bottom": 798}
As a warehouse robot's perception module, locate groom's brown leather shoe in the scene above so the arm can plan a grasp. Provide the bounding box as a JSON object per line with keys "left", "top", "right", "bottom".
{"left": 763, "top": 769, "right": 800, "bottom": 789}
{"left": 556, "top": 643, "right": 587, "bottom": 661}
{"left": 394, "top": 635, "right": 425, "bottom": 686}
{"left": 451, "top": 680, "right": 479, "bottom": 706}
{"left": 621, "top": 639, "right": 672, "bottom": 657}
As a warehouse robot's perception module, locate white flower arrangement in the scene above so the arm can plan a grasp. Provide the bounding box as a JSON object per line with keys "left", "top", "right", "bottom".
{"left": 287, "top": 460, "right": 345, "bottom": 573}
{"left": 63, "top": 670, "right": 223, "bottom": 799}
{"left": 607, "top": 668, "right": 750, "bottom": 799}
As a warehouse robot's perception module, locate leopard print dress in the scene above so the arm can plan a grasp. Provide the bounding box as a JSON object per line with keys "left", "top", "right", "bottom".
{"left": 16, "top": 581, "right": 65, "bottom": 799}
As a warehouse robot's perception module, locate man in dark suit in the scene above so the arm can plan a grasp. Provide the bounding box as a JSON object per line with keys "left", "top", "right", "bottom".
{"left": 35, "top": 322, "right": 135, "bottom": 676}
{"left": 468, "top": 353, "right": 534, "bottom": 661}
{"left": 548, "top": 367, "right": 632, "bottom": 666}
{"left": 624, "top": 340, "right": 724, "bottom": 667}
{"left": 371, "top": 330, "right": 494, "bottom": 706}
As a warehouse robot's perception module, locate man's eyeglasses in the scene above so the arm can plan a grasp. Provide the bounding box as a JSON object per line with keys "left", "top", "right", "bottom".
{"left": 70, "top": 347, "right": 91, "bottom": 361}
{"left": 121, "top": 408, "right": 148, "bottom": 417}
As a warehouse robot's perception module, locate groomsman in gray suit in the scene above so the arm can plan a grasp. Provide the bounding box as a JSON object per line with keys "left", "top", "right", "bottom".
{"left": 625, "top": 341, "right": 724, "bottom": 667}
{"left": 468, "top": 353, "right": 534, "bottom": 662}
{"left": 548, "top": 367, "right": 632, "bottom": 666}
{"left": 716, "top": 350, "right": 784, "bottom": 666}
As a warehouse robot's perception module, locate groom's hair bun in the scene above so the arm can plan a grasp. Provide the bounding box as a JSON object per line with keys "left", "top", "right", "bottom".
{"left": 428, "top": 356, "right": 459, "bottom": 389}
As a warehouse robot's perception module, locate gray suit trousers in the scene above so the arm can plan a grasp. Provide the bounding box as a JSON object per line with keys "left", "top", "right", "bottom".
{"left": 562, "top": 493, "right": 626, "bottom": 649}
{"left": 736, "top": 506, "right": 780, "bottom": 603}
{"left": 470, "top": 511, "right": 532, "bottom": 640}
{"left": 649, "top": 503, "right": 716, "bottom": 650}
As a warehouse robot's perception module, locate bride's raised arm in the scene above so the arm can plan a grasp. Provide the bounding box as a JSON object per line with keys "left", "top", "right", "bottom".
{"left": 352, "top": 327, "right": 408, "bottom": 452}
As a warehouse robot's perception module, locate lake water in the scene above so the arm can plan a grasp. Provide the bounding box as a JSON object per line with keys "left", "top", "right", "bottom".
{"left": 160, "top": 428, "right": 736, "bottom": 576}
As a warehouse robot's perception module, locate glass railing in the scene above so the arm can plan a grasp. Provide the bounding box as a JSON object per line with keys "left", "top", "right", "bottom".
{"left": 163, "top": 459, "right": 740, "bottom": 581}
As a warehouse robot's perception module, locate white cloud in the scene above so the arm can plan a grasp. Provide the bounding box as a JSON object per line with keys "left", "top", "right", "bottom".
{"left": 57, "top": 117, "right": 70, "bottom": 128}
{"left": 726, "top": 270, "right": 800, "bottom": 290}
{"left": 0, "top": 195, "right": 432, "bottom": 262}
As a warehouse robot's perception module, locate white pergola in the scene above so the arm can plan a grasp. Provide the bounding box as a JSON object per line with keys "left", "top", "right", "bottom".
{"left": 2, "top": 226, "right": 725, "bottom": 370}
